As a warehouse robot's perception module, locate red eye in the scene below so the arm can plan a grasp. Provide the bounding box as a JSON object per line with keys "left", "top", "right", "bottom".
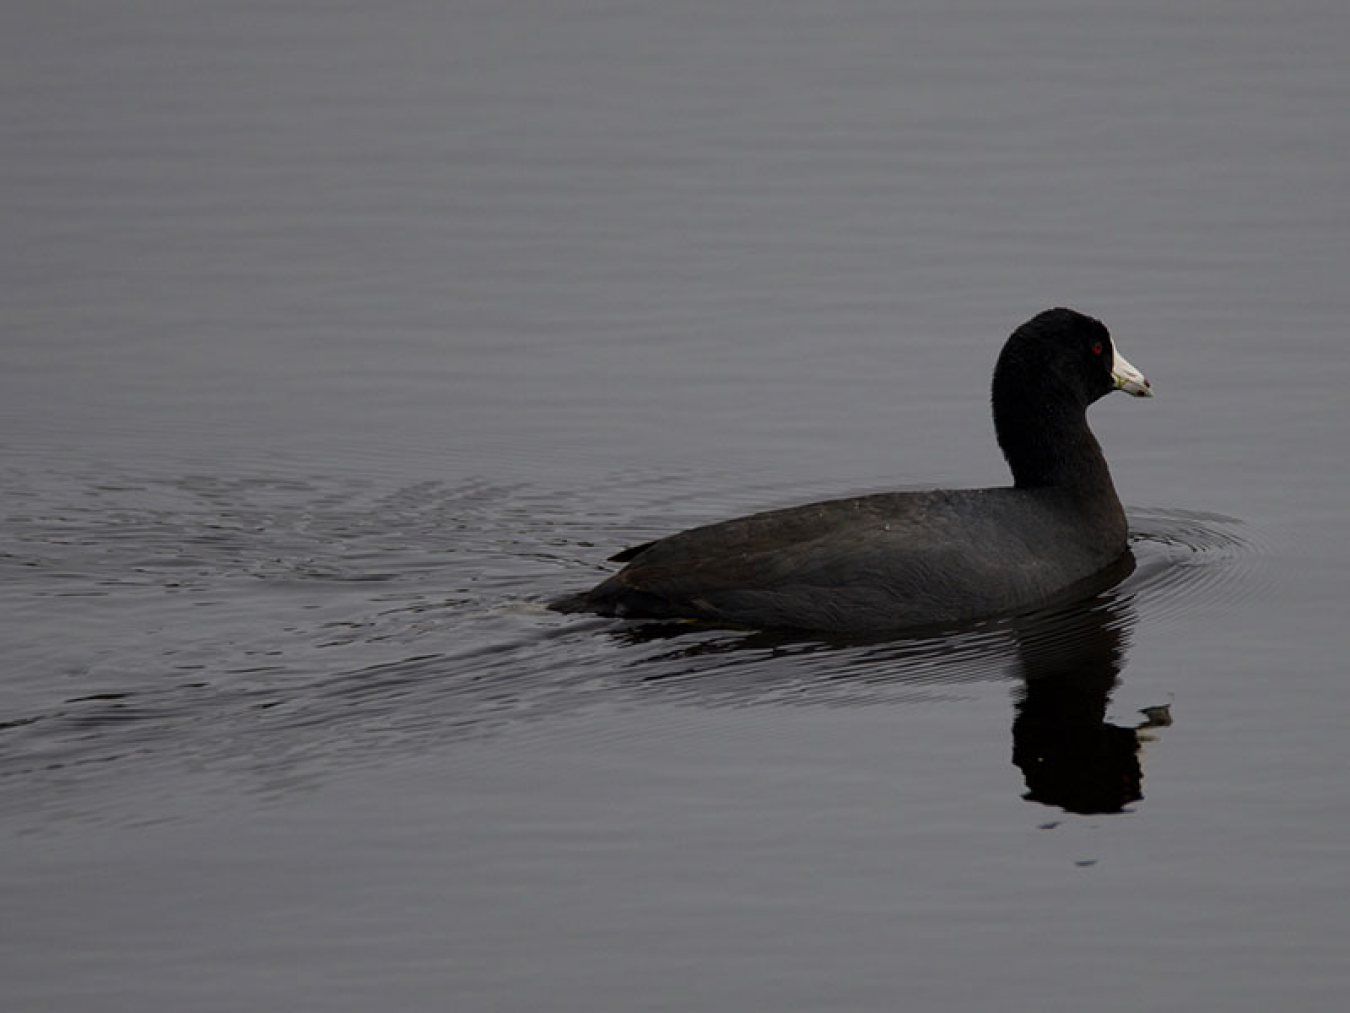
{"left": 1092, "top": 341, "right": 1104, "bottom": 356}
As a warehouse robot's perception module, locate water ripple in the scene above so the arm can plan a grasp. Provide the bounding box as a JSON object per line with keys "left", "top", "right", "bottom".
{"left": 1123, "top": 505, "right": 1267, "bottom": 623}
{"left": 0, "top": 469, "right": 1261, "bottom": 823}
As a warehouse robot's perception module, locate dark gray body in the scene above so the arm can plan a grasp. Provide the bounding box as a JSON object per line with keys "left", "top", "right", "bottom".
{"left": 557, "top": 485, "right": 1128, "bottom": 633}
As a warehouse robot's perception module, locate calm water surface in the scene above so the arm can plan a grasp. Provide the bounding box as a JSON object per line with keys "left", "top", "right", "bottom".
{"left": 3, "top": 2, "right": 1349, "bottom": 1010}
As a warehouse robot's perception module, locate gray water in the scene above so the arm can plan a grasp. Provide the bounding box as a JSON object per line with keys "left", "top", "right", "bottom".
{"left": 3, "top": 2, "right": 1349, "bottom": 1010}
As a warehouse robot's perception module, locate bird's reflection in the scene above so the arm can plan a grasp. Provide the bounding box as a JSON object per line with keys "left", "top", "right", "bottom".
{"left": 598, "top": 552, "right": 1168, "bottom": 815}
{"left": 1008, "top": 588, "right": 1166, "bottom": 814}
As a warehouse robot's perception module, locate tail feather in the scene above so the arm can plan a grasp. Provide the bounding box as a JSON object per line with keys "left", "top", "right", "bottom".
{"left": 548, "top": 591, "right": 598, "bottom": 614}
{"left": 551, "top": 584, "right": 699, "bottom": 621}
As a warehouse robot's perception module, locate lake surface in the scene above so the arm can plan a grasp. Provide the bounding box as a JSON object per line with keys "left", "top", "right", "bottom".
{"left": 3, "top": 2, "right": 1349, "bottom": 1010}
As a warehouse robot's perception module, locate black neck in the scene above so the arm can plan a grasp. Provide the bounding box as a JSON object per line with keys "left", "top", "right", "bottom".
{"left": 995, "top": 399, "right": 1117, "bottom": 496}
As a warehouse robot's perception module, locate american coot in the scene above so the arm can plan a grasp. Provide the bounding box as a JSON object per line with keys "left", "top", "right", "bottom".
{"left": 553, "top": 308, "right": 1153, "bottom": 633}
